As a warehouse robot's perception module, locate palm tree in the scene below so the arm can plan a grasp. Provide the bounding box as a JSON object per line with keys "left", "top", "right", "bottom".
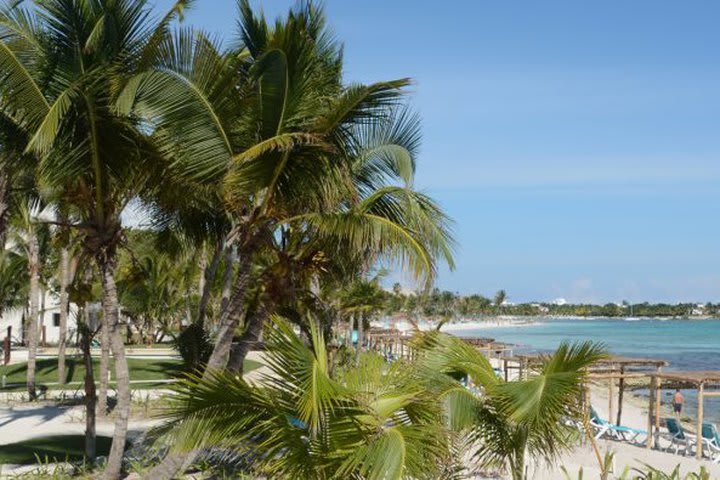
{"left": 119, "top": 1, "right": 454, "bottom": 379}
{"left": 415, "top": 332, "right": 607, "bottom": 480}
{"left": 154, "top": 317, "right": 450, "bottom": 480}
{"left": 0, "top": 1, "right": 194, "bottom": 476}
{"left": 335, "top": 276, "right": 387, "bottom": 364}
{"left": 9, "top": 201, "right": 46, "bottom": 399}
{"left": 117, "top": 250, "right": 193, "bottom": 344}
{"left": 53, "top": 220, "right": 79, "bottom": 384}
{"left": 494, "top": 289, "right": 507, "bottom": 312}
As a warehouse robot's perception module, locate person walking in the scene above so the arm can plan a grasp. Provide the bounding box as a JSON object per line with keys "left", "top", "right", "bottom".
{"left": 673, "top": 389, "right": 684, "bottom": 418}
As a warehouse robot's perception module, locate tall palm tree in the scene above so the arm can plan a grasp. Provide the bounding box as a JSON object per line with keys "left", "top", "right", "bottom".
{"left": 0, "top": 1, "right": 194, "bottom": 476}
{"left": 9, "top": 201, "right": 46, "bottom": 399}
{"left": 154, "top": 317, "right": 450, "bottom": 480}
{"left": 119, "top": 2, "right": 454, "bottom": 378}
{"left": 53, "top": 218, "right": 79, "bottom": 384}
{"left": 415, "top": 332, "right": 607, "bottom": 480}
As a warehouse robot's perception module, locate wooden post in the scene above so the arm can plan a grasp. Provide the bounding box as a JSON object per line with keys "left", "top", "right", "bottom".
{"left": 647, "top": 375, "right": 657, "bottom": 449}
{"left": 655, "top": 367, "right": 663, "bottom": 428}
{"left": 697, "top": 382, "right": 705, "bottom": 459}
{"left": 503, "top": 358, "right": 508, "bottom": 382}
{"left": 608, "top": 370, "right": 615, "bottom": 426}
{"left": 616, "top": 366, "right": 625, "bottom": 426}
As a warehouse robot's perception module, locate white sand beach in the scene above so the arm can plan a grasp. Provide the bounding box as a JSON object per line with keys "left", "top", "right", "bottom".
{"left": 441, "top": 319, "right": 542, "bottom": 332}
{"left": 530, "top": 385, "right": 720, "bottom": 479}
{"left": 479, "top": 356, "right": 720, "bottom": 478}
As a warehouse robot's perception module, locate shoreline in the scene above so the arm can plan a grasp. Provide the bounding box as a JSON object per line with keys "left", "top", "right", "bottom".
{"left": 441, "top": 319, "right": 542, "bottom": 331}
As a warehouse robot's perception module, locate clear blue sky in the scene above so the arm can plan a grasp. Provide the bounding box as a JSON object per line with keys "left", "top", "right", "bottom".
{"left": 154, "top": 0, "right": 720, "bottom": 303}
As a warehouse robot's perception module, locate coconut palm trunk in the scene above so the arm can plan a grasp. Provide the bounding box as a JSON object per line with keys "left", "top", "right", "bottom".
{"left": 98, "top": 309, "right": 110, "bottom": 416}
{"left": 196, "top": 240, "right": 223, "bottom": 326}
{"left": 355, "top": 313, "right": 364, "bottom": 366}
{"left": 98, "top": 256, "right": 131, "bottom": 480}
{"left": 227, "top": 301, "right": 272, "bottom": 373}
{"left": 79, "top": 317, "right": 97, "bottom": 462}
{"left": 26, "top": 230, "right": 40, "bottom": 400}
{"left": 146, "top": 250, "right": 252, "bottom": 480}
{"left": 0, "top": 170, "right": 9, "bottom": 247}
{"left": 204, "top": 252, "right": 253, "bottom": 371}
{"left": 220, "top": 246, "right": 234, "bottom": 313}
{"left": 57, "top": 247, "right": 70, "bottom": 384}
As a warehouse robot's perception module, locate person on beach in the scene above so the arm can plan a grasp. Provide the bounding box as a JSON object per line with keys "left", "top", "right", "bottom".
{"left": 673, "top": 389, "right": 684, "bottom": 417}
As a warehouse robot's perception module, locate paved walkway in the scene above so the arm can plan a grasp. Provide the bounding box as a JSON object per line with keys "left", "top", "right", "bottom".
{"left": 0, "top": 404, "right": 158, "bottom": 446}
{"left": 0, "top": 351, "right": 270, "bottom": 446}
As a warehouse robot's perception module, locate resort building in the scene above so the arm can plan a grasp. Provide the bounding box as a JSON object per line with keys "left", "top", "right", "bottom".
{"left": 0, "top": 295, "right": 79, "bottom": 346}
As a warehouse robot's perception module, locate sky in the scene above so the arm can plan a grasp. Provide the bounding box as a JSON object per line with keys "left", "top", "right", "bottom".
{"left": 153, "top": 0, "right": 720, "bottom": 303}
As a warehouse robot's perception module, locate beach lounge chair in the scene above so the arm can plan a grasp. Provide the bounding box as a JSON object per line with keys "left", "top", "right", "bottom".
{"left": 589, "top": 407, "right": 647, "bottom": 444}
{"left": 700, "top": 422, "right": 720, "bottom": 463}
{"left": 663, "top": 418, "right": 694, "bottom": 455}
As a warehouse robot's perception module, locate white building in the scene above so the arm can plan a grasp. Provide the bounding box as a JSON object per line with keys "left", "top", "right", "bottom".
{"left": 0, "top": 293, "right": 79, "bottom": 345}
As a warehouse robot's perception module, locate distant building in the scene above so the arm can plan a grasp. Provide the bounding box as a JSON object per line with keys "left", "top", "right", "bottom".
{"left": 1, "top": 294, "right": 79, "bottom": 345}
{"left": 552, "top": 298, "right": 567, "bottom": 306}
{"left": 530, "top": 303, "right": 550, "bottom": 313}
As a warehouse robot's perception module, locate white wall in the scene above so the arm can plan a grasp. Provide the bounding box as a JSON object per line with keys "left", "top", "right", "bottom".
{"left": 0, "top": 294, "right": 78, "bottom": 345}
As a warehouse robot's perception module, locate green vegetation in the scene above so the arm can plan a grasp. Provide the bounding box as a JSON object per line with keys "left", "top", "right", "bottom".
{"left": 0, "top": 358, "right": 260, "bottom": 389}
{"left": 0, "top": 0, "right": 655, "bottom": 478}
{"left": 0, "top": 435, "right": 111, "bottom": 465}
{"left": 0, "top": 0, "right": 456, "bottom": 470}
{"left": 384, "top": 286, "right": 718, "bottom": 319}
{"left": 153, "top": 317, "right": 605, "bottom": 480}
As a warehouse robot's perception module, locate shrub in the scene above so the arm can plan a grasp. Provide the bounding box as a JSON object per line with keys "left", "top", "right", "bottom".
{"left": 174, "top": 323, "right": 213, "bottom": 371}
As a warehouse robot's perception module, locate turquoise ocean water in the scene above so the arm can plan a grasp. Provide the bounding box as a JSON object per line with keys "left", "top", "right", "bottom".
{"left": 451, "top": 318, "right": 720, "bottom": 422}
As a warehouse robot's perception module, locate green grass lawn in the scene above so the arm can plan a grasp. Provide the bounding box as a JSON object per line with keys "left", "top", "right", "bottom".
{"left": 0, "top": 357, "right": 261, "bottom": 390}
{"left": 0, "top": 435, "right": 112, "bottom": 465}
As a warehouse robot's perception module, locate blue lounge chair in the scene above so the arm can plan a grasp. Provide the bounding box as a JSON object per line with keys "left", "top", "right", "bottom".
{"left": 663, "top": 417, "right": 694, "bottom": 455}
{"left": 589, "top": 407, "right": 647, "bottom": 444}
{"left": 701, "top": 422, "right": 720, "bottom": 463}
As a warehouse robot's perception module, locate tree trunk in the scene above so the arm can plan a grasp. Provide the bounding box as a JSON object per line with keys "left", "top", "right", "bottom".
{"left": 220, "top": 245, "right": 235, "bottom": 314}
{"left": 79, "top": 316, "right": 97, "bottom": 462}
{"left": 197, "top": 248, "right": 207, "bottom": 298}
{"left": 98, "top": 307, "right": 110, "bottom": 416}
{"left": 204, "top": 252, "right": 252, "bottom": 372}
{"left": 355, "top": 313, "right": 364, "bottom": 366}
{"left": 196, "top": 240, "right": 223, "bottom": 326}
{"left": 98, "top": 257, "right": 131, "bottom": 480}
{"left": 0, "top": 169, "right": 10, "bottom": 247}
{"left": 26, "top": 231, "right": 40, "bottom": 400}
{"left": 58, "top": 248, "right": 70, "bottom": 384}
{"left": 144, "top": 249, "right": 251, "bottom": 480}
{"left": 346, "top": 315, "right": 353, "bottom": 348}
{"left": 227, "top": 301, "right": 272, "bottom": 373}
{"left": 40, "top": 288, "right": 46, "bottom": 347}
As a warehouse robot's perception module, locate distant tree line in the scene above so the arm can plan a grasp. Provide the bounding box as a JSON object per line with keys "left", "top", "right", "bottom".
{"left": 383, "top": 285, "right": 718, "bottom": 320}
